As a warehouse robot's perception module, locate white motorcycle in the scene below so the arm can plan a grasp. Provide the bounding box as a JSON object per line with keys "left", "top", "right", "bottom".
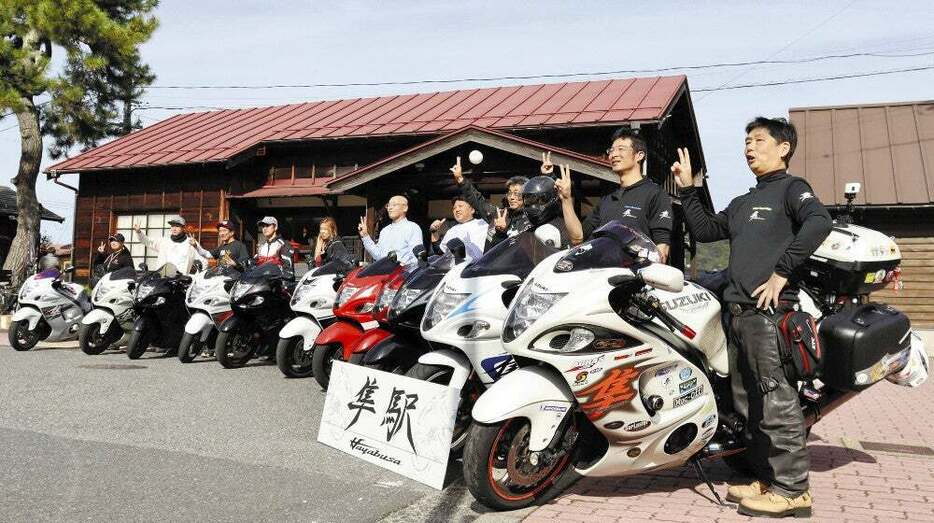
{"left": 9, "top": 266, "right": 91, "bottom": 351}
{"left": 178, "top": 264, "right": 240, "bottom": 363}
{"left": 462, "top": 222, "right": 929, "bottom": 510}
{"left": 276, "top": 260, "right": 347, "bottom": 378}
{"left": 79, "top": 267, "right": 141, "bottom": 355}
{"left": 408, "top": 226, "right": 562, "bottom": 450}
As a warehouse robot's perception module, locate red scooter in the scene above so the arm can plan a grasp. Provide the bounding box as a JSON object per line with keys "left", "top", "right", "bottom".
{"left": 311, "top": 256, "right": 404, "bottom": 389}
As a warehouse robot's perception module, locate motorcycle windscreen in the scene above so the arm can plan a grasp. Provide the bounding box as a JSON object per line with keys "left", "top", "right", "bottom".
{"left": 108, "top": 266, "right": 137, "bottom": 280}
{"left": 239, "top": 263, "right": 285, "bottom": 282}
{"left": 357, "top": 256, "right": 400, "bottom": 277}
{"left": 461, "top": 230, "right": 559, "bottom": 280}
{"left": 309, "top": 259, "right": 353, "bottom": 277}
{"left": 204, "top": 264, "right": 242, "bottom": 279}
{"left": 553, "top": 221, "right": 656, "bottom": 273}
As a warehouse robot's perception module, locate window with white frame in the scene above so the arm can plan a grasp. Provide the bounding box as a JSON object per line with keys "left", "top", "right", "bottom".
{"left": 115, "top": 213, "right": 176, "bottom": 269}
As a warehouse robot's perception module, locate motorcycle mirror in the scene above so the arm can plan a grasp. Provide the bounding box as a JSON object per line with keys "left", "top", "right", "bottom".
{"left": 192, "top": 260, "right": 203, "bottom": 273}
{"left": 607, "top": 274, "right": 640, "bottom": 287}
{"left": 413, "top": 244, "right": 427, "bottom": 261}
{"left": 127, "top": 281, "right": 136, "bottom": 291}
{"left": 637, "top": 264, "right": 685, "bottom": 293}
{"left": 332, "top": 277, "right": 344, "bottom": 291}
{"left": 501, "top": 279, "right": 521, "bottom": 289}
{"left": 387, "top": 251, "right": 398, "bottom": 262}
{"left": 138, "top": 263, "right": 148, "bottom": 272}
{"left": 446, "top": 238, "right": 467, "bottom": 262}
{"left": 62, "top": 266, "right": 75, "bottom": 275}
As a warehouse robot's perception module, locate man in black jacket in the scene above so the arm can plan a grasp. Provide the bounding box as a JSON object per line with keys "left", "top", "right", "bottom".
{"left": 190, "top": 220, "right": 250, "bottom": 268}
{"left": 673, "top": 117, "right": 832, "bottom": 518}
{"left": 555, "top": 128, "right": 673, "bottom": 262}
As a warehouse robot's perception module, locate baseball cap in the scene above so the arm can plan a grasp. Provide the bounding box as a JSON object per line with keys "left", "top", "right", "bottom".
{"left": 257, "top": 216, "right": 278, "bottom": 227}
{"left": 167, "top": 215, "right": 186, "bottom": 226}
{"left": 217, "top": 220, "right": 235, "bottom": 231}
{"left": 108, "top": 233, "right": 125, "bottom": 243}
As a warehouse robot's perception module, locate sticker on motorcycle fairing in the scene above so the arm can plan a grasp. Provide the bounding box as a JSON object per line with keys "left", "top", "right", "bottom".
{"left": 625, "top": 420, "right": 651, "bottom": 432}
{"left": 555, "top": 260, "right": 574, "bottom": 272}
{"left": 635, "top": 348, "right": 652, "bottom": 357}
{"left": 679, "top": 368, "right": 692, "bottom": 380}
{"left": 660, "top": 292, "right": 712, "bottom": 313}
{"left": 679, "top": 378, "right": 697, "bottom": 393}
{"left": 360, "top": 320, "right": 379, "bottom": 331}
{"left": 603, "top": 420, "right": 625, "bottom": 430}
{"left": 702, "top": 413, "right": 717, "bottom": 428}
{"left": 594, "top": 339, "right": 628, "bottom": 350}
{"left": 655, "top": 365, "right": 676, "bottom": 377}
{"left": 566, "top": 354, "right": 605, "bottom": 372}
{"left": 672, "top": 385, "right": 704, "bottom": 407}
{"left": 480, "top": 354, "right": 517, "bottom": 381}
{"left": 574, "top": 371, "right": 588, "bottom": 385}
{"left": 41, "top": 305, "right": 63, "bottom": 319}
{"left": 539, "top": 404, "right": 568, "bottom": 413}
{"left": 575, "top": 366, "right": 640, "bottom": 421}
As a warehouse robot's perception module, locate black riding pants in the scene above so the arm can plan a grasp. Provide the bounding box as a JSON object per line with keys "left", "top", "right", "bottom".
{"left": 727, "top": 306, "right": 809, "bottom": 497}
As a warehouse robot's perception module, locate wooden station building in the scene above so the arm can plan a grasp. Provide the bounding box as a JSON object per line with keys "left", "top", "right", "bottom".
{"left": 46, "top": 75, "right": 713, "bottom": 281}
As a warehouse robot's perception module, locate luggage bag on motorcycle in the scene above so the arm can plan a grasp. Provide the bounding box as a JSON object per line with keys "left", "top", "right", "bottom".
{"left": 819, "top": 303, "right": 912, "bottom": 391}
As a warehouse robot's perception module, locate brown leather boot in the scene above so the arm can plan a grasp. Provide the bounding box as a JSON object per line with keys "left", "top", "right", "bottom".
{"left": 738, "top": 490, "right": 812, "bottom": 518}
{"left": 725, "top": 480, "right": 767, "bottom": 503}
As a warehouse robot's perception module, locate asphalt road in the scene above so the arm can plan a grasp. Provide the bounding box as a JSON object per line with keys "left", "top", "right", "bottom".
{"left": 0, "top": 342, "right": 450, "bottom": 522}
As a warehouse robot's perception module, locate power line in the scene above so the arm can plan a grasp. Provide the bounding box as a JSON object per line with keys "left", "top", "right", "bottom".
{"left": 694, "top": 64, "right": 934, "bottom": 92}
{"left": 144, "top": 50, "right": 934, "bottom": 90}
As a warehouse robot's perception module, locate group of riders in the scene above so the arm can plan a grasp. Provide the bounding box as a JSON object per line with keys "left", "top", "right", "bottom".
{"left": 81, "top": 116, "right": 823, "bottom": 518}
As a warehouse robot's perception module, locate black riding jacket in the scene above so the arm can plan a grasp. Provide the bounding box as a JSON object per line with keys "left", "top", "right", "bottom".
{"left": 679, "top": 170, "right": 832, "bottom": 306}
{"left": 581, "top": 178, "right": 673, "bottom": 245}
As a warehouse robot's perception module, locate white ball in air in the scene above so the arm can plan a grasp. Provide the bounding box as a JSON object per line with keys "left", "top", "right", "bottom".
{"left": 468, "top": 150, "right": 483, "bottom": 165}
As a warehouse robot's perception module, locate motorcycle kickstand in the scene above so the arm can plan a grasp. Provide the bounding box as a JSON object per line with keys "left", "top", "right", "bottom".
{"left": 690, "top": 458, "right": 726, "bottom": 506}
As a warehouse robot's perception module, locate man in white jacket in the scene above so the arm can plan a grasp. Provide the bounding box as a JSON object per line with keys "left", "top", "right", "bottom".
{"left": 133, "top": 216, "right": 204, "bottom": 275}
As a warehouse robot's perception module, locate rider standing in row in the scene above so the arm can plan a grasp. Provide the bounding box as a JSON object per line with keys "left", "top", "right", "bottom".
{"left": 674, "top": 117, "right": 832, "bottom": 518}
{"left": 555, "top": 128, "right": 673, "bottom": 263}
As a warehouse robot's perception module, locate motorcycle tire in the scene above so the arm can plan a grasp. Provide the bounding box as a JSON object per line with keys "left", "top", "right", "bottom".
{"left": 215, "top": 329, "right": 258, "bottom": 369}
{"left": 312, "top": 344, "right": 363, "bottom": 390}
{"left": 276, "top": 336, "right": 315, "bottom": 379}
{"left": 463, "top": 418, "right": 576, "bottom": 512}
{"left": 405, "top": 363, "right": 477, "bottom": 452}
{"left": 126, "top": 327, "right": 153, "bottom": 360}
{"left": 8, "top": 319, "right": 44, "bottom": 351}
{"left": 78, "top": 322, "right": 118, "bottom": 355}
{"left": 178, "top": 332, "right": 203, "bottom": 363}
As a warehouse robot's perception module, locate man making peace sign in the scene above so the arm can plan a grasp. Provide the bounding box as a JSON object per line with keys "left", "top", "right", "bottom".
{"left": 554, "top": 128, "right": 673, "bottom": 262}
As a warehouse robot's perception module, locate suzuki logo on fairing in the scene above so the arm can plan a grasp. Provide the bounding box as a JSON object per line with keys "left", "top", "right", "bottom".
{"left": 660, "top": 292, "right": 711, "bottom": 311}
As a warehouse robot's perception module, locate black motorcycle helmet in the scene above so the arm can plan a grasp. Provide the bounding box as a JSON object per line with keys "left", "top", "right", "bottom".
{"left": 522, "top": 175, "right": 560, "bottom": 226}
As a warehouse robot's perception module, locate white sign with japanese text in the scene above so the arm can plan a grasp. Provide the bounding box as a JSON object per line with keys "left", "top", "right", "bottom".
{"left": 317, "top": 361, "right": 461, "bottom": 489}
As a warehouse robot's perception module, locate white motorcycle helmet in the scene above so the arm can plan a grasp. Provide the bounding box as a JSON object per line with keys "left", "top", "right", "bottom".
{"left": 886, "top": 333, "right": 929, "bottom": 388}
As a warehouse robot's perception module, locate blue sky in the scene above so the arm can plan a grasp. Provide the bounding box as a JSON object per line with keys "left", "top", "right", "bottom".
{"left": 2, "top": 0, "right": 933, "bottom": 243}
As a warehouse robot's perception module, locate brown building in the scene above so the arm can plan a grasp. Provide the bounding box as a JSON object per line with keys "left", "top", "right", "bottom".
{"left": 47, "top": 75, "right": 714, "bottom": 280}
{"left": 789, "top": 100, "right": 934, "bottom": 328}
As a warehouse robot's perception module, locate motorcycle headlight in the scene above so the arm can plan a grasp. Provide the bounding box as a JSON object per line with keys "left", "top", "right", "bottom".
{"left": 392, "top": 287, "right": 422, "bottom": 312}
{"left": 290, "top": 284, "right": 313, "bottom": 306}
{"left": 503, "top": 279, "right": 567, "bottom": 343}
{"left": 423, "top": 289, "right": 470, "bottom": 330}
{"left": 230, "top": 282, "right": 251, "bottom": 302}
{"left": 249, "top": 295, "right": 265, "bottom": 306}
{"left": 335, "top": 285, "right": 359, "bottom": 307}
{"left": 376, "top": 287, "right": 398, "bottom": 312}
{"left": 136, "top": 283, "right": 156, "bottom": 301}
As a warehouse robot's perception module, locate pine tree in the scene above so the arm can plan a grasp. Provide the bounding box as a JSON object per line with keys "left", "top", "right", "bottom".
{"left": 0, "top": 0, "right": 158, "bottom": 284}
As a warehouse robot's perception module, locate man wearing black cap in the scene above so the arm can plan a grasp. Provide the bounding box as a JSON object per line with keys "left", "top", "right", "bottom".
{"left": 255, "top": 216, "right": 294, "bottom": 280}
{"left": 189, "top": 220, "right": 249, "bottom": 267}
{"left": 94, "top": 233, "right": 134, "bottom": 273}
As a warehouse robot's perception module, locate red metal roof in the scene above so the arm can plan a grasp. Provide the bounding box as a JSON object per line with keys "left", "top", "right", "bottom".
{"left": 47, "top": 75, "right": 686, "bottom": 174}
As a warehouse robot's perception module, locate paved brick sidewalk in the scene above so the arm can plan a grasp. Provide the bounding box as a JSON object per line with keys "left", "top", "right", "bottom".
{"left": 523, "top": 381, "right": 934, "bottom": 522}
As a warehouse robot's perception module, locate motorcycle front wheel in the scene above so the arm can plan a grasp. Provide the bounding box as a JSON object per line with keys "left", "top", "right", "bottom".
{"left": 405, "top": 363, "right": 479, "bottom": 452}
{"left": 126, "top": 327, "right": 154, "bottom": 359}
{"left": 215, "top": 328, "right": 258, "bottom": 369}
{"left": 78, "top": 322, "right": 119, "bottom": 355}
{"left": 178, "top": 331, "right": 214, "bottom": 363}
{"left": 276, "top": 336, "right": 315, "bottom": 379}
{"left": 311, "top": 344, "right": 363, "bottom": 390}
{"left": 8, "top": 319, "right": 46, "bottom": 351}
{"left": 463, "top": 417, "right": 576, "bottom": 511}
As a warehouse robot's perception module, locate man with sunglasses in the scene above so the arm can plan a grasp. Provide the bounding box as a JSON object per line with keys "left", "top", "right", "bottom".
{"left": 555, "top": 128, "right": 673, "bottom": 262}
{"left": 358, "top": 195, "right": 424, "bottom": 269}
{"left": 255, "top": 216, "right": 294, "bottom": 280}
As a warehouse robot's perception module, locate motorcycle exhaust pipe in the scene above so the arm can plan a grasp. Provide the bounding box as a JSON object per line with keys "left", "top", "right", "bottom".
{"left": 803, "top": 388, "right": 857, "bottom": 427}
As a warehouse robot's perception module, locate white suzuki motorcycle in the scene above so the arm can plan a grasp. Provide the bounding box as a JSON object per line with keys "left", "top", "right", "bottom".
{"left": 79, "top": 267, "right": 140, "bottom": 355}
{"left": 462, "top": 222, "right": 928, "bottom": 510}
{"left": 178, "top": 264, "right": 240, "bottom": 363}
{"left": 9, "top": 266, "right": 91, "bottom": 351}
{"left": 408, "top": 226, "right": 562, "bottom": 449}
{"left": 276, "top": 260, "right": 347, "bottom": 378}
